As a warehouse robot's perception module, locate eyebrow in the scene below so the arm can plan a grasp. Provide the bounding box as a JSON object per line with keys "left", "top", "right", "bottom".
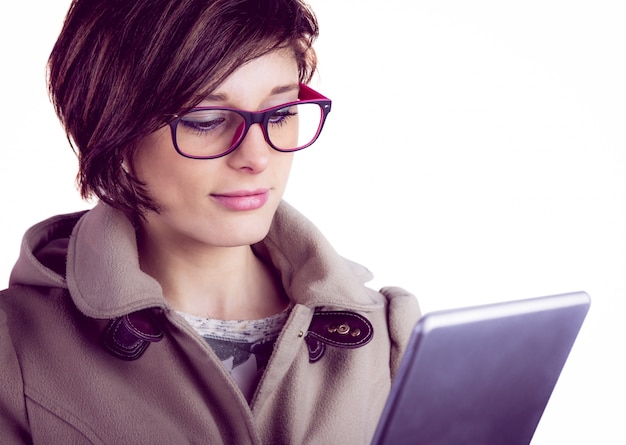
{"left": 203, "top": 83, "right": 300, "bottom": 102}
{"left": 271, "top": 83, "right": 300, "bottom": 95}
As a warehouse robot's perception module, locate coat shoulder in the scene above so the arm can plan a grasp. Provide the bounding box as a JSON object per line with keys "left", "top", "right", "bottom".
{"left": 379, "top": 286, "right": 421, "bottom": 379}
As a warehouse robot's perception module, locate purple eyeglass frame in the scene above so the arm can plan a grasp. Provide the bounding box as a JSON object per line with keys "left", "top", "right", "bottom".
{"left": 168, "top": 83, "right": 332, "bottom": 160}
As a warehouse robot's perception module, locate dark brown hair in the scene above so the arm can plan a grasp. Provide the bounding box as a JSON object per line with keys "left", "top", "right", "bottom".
{"left": 48, "top": 0, "right": 319, "bottom": 218}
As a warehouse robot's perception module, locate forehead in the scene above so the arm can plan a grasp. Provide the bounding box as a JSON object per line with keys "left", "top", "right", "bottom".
{"left": 200, "top": 49, "right": 299, "bottom": 107}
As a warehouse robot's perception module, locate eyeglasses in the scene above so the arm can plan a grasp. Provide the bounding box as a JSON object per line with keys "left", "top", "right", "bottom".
{"left": 168, "top": 83, "right": 332, "bottom": 159}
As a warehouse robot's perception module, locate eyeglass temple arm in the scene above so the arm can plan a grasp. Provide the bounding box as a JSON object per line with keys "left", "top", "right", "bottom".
{"left": 298, "top": 83, "right": 330, "bottom": 101}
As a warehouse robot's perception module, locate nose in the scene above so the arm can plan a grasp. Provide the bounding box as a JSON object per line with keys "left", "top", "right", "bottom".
{"left": 226, "top": 123, "right": 270, "bottom": 173}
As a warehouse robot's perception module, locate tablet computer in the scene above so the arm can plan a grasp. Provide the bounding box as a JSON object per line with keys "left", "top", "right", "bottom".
{"left": 371, "top": 291, "right": 591, "bottom": 445}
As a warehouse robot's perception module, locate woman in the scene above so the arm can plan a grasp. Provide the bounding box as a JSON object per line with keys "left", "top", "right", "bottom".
{"left": 0, "top": 0, "right": 420, "bottom": 443}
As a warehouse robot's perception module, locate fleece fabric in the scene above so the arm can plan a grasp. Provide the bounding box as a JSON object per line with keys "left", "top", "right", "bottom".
{"left": 0, "top": 200, "right": 420, "bottom": 444}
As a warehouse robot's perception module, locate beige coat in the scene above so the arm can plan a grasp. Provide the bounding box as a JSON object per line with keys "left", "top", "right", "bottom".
{"left": 0, "top": 201, "right": 420, "bottom": 444}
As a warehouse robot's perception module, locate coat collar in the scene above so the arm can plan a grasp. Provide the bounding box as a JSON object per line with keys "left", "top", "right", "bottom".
{"left": 252, "top": 201, "right": 382, "bottom": 311}
{"left": 66, "top": 202, "right": 164, "bottom": 318}
{"left": 64, "top": 201, "right": 382, "bottom": 319}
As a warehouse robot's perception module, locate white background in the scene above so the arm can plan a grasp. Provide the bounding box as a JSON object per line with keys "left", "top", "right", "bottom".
{"left": 1, "top": 1, "right": 624, "bottom": 443}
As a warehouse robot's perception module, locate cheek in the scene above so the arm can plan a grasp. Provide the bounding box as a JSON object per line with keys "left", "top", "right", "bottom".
{"left": 131, "top": 129, "right": 206, "bottom": 198}
{"left": 131, "top": 128, "right": 173, "bottom": 180}
{"left": 275, "top": 153, "right": 294, "bottom": 186}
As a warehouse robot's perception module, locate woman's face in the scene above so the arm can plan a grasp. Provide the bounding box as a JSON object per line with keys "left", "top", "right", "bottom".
{"left": 131, "top": 49, "right": 298, "bottom": 249}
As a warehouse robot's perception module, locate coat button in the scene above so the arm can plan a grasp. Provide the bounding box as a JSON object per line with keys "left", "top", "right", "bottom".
{"left": 328, "top": 324, "right": 352, "bottom": 335}
{"left": 337, "top": 324, "right": 350, "bottom": 335}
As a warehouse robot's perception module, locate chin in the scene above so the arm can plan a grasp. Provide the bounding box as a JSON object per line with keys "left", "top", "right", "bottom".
{"left": 218, "top": 230, "right": 271, "bottom": 248}
{"left": 216, "top": 214, "right": 274, "bottom": 247}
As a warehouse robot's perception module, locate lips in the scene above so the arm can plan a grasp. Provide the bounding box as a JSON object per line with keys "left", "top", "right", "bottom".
{"left": 210, "top": 189, "right": 270, "bottom": 211}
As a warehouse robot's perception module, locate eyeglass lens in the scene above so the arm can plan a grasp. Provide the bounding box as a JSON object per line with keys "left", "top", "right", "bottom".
{"left": 175, "top": 103, "right": 323, "bottom": 158}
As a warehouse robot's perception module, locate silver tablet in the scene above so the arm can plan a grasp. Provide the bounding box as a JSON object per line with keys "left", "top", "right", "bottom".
{"left": 372, "top": 291, "right": 591, "bottom": 445}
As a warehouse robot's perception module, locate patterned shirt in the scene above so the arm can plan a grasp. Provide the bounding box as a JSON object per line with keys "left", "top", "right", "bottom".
{"left": 178, "top": 308, "right": 290, "bottom": 402}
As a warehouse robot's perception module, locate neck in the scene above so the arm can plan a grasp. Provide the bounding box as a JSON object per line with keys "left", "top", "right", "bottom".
{"left": 137, "top": 229, "right": 287, "bottom": 320}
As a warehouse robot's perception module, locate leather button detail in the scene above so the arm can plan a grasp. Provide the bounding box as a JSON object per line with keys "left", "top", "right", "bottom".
{"left": 336, "top": 324, "right": 350, "bottom": 335}
{"left": 305, "top": 310, "right": 374, "bottom": 363}
{"left": 102, "top": 309, "right": 163, "bottom": 361}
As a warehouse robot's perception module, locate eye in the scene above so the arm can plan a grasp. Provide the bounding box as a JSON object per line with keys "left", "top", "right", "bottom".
{"left": 180, "top": 110, "right": 229, "bottom": 134}
{"left": 269, "top": 106, "right": 298, "bottom": 127}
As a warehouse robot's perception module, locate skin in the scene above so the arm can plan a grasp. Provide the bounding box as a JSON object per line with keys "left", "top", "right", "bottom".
{"left": 130, "top": 49, "right": 298, "bottom": 320}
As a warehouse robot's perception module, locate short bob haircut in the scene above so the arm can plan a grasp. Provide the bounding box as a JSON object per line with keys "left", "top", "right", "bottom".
{"left": 48, "top": 0, "right": 319, "bottom": 219}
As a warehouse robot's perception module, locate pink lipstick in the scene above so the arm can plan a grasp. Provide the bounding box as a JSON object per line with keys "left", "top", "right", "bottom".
{"left": 211, "top": 189, "right": 270, "bottom": 211}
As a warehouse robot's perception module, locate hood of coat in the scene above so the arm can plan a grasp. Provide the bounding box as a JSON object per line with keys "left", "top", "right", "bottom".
{"left": 8, "top": 201, "right": 383, "bottom": 319}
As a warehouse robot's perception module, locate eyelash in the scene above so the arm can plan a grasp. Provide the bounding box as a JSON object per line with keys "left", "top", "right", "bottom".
{"left": 181, "top": 118, "right": 225, "bottom": 133}
{"left": 269, "top": 109, "right": 297, "bottom": 127}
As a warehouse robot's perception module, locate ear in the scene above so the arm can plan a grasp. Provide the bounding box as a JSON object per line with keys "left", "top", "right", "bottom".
{"left": 121, "top": 154, "right": 134, "bottom": 175}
